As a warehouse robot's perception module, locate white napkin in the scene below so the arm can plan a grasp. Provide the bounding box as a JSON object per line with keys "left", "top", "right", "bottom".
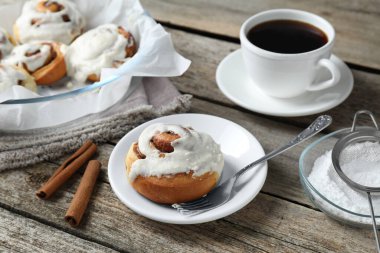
{"left": 0, "top": 77, "right": 192, "bottom": 171}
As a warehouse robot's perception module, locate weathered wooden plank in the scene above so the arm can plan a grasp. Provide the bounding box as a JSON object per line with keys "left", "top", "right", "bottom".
{"left": 0, "top": 160, "right": 375, "bottom": 252}
{"left": 0, "top": 163, "right": 319, "bottom": 253}
{"left": 2, "top": 97, "right": 377, "bottom": 252}
{"left": 190, "top": 98, "right": 318, "bottom": 206}
{"left": 142, "top": 0, "right": 380, "bottom": 70}
{"left": 0, "top": 207, "right": 116, "bottom": 253}
{"left": 226, "top": 193, "right": 375, "bottom": 253}
{"left": 165, "top": 27, "right": 380, "bottom": 131}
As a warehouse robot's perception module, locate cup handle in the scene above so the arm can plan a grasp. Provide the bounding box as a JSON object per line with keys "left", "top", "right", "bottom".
{"left": 306, "top": 58, "right": 341, "bottom": 91}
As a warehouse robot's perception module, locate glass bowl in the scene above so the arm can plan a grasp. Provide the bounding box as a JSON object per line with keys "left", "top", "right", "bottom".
{"left": 299, "top": 127, "right": 380, "bottom": 228}
{"left": 0, "top": 75, "right": 120, "bottom": 104}
{"left": 0, "top": 74, "right": 135, "bottom": 130}
{"left": 0, "top": 0, "right": 190, "bottom": 130}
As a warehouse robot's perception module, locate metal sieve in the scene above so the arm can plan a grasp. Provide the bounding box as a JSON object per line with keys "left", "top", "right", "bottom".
{"left": 332, "top": 110, "right": 380, "bottom": 252}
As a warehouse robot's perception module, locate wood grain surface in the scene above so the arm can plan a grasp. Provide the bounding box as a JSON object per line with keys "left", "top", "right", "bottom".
{"left": 0, "top": 98, "right": 377, "bottom": 252}
{"left": 141, "top": 0, "right": 380, "bottom": 70}
{"left": 0, "top": 207, "right": 116, "bottom": 252}
{"left": 0, "top": 154, "right": 374, "bottom": 252}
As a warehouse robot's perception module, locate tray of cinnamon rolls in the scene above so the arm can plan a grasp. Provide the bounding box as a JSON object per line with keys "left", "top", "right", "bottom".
{"left": 0, "top": 0, "right": 190, "bottom": 130}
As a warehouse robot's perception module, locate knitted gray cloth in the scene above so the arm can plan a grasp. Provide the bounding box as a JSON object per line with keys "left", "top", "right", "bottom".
{"left": 0, "top": 77, "right": 192, "bottom": 171}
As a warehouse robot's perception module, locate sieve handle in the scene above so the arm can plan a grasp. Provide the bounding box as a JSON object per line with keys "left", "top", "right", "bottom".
{"left": 351, "top": 110, "right": 379, "bottom": 132}
{"left": 367, "top": 192, "right": 380, "bottom": 253}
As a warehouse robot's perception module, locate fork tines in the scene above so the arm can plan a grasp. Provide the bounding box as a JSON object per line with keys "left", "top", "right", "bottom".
{"left": 172, "top": 197, "right": 212, "bottom": 215}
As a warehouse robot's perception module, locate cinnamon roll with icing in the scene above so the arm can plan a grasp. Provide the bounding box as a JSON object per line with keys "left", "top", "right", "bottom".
{"left": 125, "top": 124, "right": 224, "bottom": 204}
{"left": 0, "top": 28, "right": 15, "bottom": 60}
{"left": 3, "top": 41, "right": 67, "bottom": 85}
{"left": 0, "top": 64, "right": 37, "bottom": 93}
{"left": 13, "top": 0, "right": 85, "bottom": 44}
{"left": 65, "top": 24, "right": 137, "bottom": 83}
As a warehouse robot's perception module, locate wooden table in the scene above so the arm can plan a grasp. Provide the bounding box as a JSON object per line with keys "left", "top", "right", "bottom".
{"left": 1, "top": 1, "right": 380, "bottom": 252}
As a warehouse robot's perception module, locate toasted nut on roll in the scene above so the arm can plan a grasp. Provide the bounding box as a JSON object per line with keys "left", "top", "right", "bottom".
{"left": 13, "top": 0, "right": 85, "bottom": 44}
{"left": 66, "top": 24, "right": 137, "bottom": 83}
{"left": 0, "top": 64, "right": 37, "bottom": 93}
{"left": 125, "top": 124, "right": 224, "bottom": 204}
{"left": 3, "top": 41, "right": 67, "bottom": 86}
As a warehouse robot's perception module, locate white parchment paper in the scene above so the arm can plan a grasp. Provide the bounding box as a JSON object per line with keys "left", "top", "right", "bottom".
{"left": 0, "top": 0, "right": 190, "bottom": 130}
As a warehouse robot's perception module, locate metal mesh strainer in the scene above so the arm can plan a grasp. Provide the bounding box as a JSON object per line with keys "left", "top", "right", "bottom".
{"left": 332, "top": 110, "right": 380, "bottom": 252}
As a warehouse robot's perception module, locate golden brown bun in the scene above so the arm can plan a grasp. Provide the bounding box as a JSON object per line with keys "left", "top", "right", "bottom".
{"left": 32, "top": 42, "right": 66, "bottom": 85}
{"left": 12, "top": 24, "right": 20, "bottom": 45}
{"left": 125, "top": 143, "right": 219, "bottom": 204}
{"left": 36, "top": 0, "right": 64, "bottom": 13}
{"left": 8, "top": 34, "right": 16, "bottom": 47}
{"left": 117, "top": 26, "right": 137, "bottom": 58}
{"left": 14, "top": 0, "right": 84, "bottom": 45}
{"left": 87, "top": 73, "right": 99, "bottom": 83}
{"left": 15, "top": 66, "right": 37, "bottom": 92}
{"left": 86, "top": 26, "right": 137, "bottom": 83}
{"left": 8, "top": 41, "right": 67, "bottom": 86}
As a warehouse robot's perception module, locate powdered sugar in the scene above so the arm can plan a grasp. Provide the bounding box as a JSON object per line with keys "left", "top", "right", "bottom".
{"left": 308, "top": 142, "right": 380, "bottom": 225}
{"left": 340, "top": 142, "right": 380, "bottom": 188}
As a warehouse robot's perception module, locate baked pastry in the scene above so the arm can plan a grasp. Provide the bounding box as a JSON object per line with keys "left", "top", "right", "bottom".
{"left": 0, "top": 28, "right": 15, "bottom": 60}
{"left": 0, "top": 64, "right": 37, "bottom": 93}
{"left": 13, "top": 0, "right": 85, "bottom": 44}
{"left": 3, "top": 41, "right": 67, "bottom": 85}
{"left": 125, "top": 124, "right": 224, "bottom": 204}
{"left": 65, "top": 24, "right": 137, "bottom": 83}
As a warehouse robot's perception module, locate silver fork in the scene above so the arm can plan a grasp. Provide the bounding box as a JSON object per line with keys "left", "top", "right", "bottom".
{"left": 172, "top": 115, "right": 332, "bottom": 215}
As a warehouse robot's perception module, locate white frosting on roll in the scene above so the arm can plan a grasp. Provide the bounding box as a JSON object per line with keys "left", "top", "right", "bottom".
{"left": 0, "top": 28, "right": 14, "bottom": 60}
{"left": 3, "top": 42, "right": 53, "bottom": 73}
{"left": 129, "top": 124, "right": 224, "bottom": 181}
{"left": 15, "top": 0, "right": 85, "bottom": 44}
{"left": 0, "top": 64, "right": 36, "bottom": 92}
{"left": 65, "top": 24, "right": 135, "bottom": 82}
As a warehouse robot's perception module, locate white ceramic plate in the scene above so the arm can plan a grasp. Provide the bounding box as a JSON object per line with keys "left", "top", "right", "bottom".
{"left": 108, "top": 113, "right": 267, "bottom": 224}
{"left": 216, "top": 49, "right": 353, "bottom": 117}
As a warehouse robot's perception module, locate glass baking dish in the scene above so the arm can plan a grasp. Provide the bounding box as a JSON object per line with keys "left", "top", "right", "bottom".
{"left": 0, "top": 0, "right": 190, "bottom": 130}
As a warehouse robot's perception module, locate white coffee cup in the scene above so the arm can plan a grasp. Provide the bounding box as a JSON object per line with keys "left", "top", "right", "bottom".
{"left": 240, "top": 9, "right": 340, "bottom": 98}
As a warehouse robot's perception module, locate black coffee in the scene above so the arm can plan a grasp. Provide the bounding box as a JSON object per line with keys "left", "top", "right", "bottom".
{"left": 247, "top": 20, "right": 328, "bottom": 54}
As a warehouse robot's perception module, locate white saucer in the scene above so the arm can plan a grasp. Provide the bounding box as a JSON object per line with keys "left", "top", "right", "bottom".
{"left": 216, "top": 49, "right": 353, "bottom": 117}
{"left": 108, "top": 114, "right": 267, "bottom": 224}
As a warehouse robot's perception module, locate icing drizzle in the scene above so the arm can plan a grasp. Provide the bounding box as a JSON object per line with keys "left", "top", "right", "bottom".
{"left": 65, "top": 24, "right": 136, "bottom": 82}
{"left": 3, "top": 42, "right": 54, "bottom": 73}
{"left": 15, "top": 0, "right": 85, "bottom": 44}
{"left": 129, "top": 124, "right": 224, "bottom": 181}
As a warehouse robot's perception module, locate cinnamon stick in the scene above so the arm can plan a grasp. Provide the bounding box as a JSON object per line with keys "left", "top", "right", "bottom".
{"left": 65, "top": 160, "right": 101, "bottom": 227}
{"left": 36, "top": 140, "right": 97, "bottom": 199}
